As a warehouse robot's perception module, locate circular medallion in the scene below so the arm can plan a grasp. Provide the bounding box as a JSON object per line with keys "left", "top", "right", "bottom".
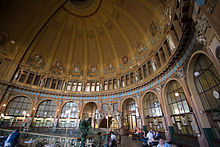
{"left": 64, "top": 0, "right": 102, "bottom": 17}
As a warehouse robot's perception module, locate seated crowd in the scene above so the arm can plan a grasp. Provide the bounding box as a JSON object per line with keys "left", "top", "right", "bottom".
{"left": 134, "top": 128, "right": 171, "bottom": 147}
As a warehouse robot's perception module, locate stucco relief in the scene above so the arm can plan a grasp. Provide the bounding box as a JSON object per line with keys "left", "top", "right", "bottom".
{"left": 27, "top": 54, "right": 45, "bottom": 69}
{"left": 50, "top": 61, "right": 65, "bottom": 74}
{"left": 195, "top": 16, "right": 210, "bottom": 46}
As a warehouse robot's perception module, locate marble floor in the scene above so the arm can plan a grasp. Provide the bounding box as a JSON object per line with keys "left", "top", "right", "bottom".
{"left": 120, "top": 136, "right": 142, "bottom": 147}
{"left": 119, "top": 136, "right": 177, "bottom": 147}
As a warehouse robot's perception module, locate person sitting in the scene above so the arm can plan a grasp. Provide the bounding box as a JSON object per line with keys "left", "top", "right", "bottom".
{"left": 93, "top": 132, "right": 103, "bottom": 147}
{"left": 157, "top": 137, "right": 171, "bottom": 147}
{"left": 146, "top": 130, "right": 154, "bottom": 146}
{"left": 154, "top": 131, "right": 161, "bottom": 140}
{"left": 149, "top": 129, "right": 155, "bottom": 136}
{"left": 108, "top": 131, "right": 117, "bottom": 147}
{"left": 4, "top": 129, "right": 20, "bottom": 147}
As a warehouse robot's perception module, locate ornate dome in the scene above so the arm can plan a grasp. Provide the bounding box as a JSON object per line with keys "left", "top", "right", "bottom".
{"left": 19, "top": 0, "right": 173, "bottom": 80}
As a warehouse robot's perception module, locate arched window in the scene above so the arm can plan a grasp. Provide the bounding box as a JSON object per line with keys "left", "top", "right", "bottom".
{"left": 59, "top": 102, "right": 79, "bottom": 128}
{"left": 143, "top": 92, "right": 163, "bottom": 132}
{"left": 166, "top": 80, "right": 198, "bottom": 136}
{"left": 143, "top": 92, "right": 162, "bottom": 117}
{"left": 60, "top": 102, "right": 78, "bottom": 118}
{"left": 35, "top": 100, "right": 56, "bottom": 118}
{"left": 193, "top": 54, "right": 220, "bottom": 138}
{"left": 167, "top": 80, "right": 190, "bottom": 115}
{"left": 4, "top": 96, "right": 31, "bottom": 116}
{"left": 3, "top": 96, "right": 31, "bottom": 128}
{"left": 33, "top": 100, "right": 56, "bottom": 127}
{"left": 194, "top": 54, "right": 220, "bottom": 110}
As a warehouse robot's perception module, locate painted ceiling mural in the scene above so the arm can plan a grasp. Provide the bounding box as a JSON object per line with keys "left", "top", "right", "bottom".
{"left": 19, "top": 0, "right": 174, "bottom": 79}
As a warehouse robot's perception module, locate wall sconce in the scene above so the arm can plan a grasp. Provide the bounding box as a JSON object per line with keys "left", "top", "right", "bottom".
{"left": 3, "top": 104, "right": 6, "bottom": 107}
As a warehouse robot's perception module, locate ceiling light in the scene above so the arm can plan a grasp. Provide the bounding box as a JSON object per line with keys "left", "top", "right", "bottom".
{"left": 194, "top": 72, "right": 200, "bottom": 77}
{"left": 23, "top": 111, "right": 26, "bottom": 115}
{"left": 175, "top": 92, "right": 179, "bottom": 97}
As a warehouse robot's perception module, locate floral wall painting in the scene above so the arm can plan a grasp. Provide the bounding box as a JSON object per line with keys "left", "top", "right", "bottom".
{"left": 90, "top": 65, "right": 97, "bottom": 73}
{"left": 73, "top": 64, "right": 81, "bottom": 73}
{"left": 104, "top": 61, "right": 116, "bottom": 75}
{"left": 136, "top": 41, "right": 148, "bottom": 53}
{"left": 51, "top": 61, "right": 64, "bottom": 74}
{"left": 122, "top": 55, "right": 128, "bottom": 65}
{"left": 27, "top": 54, "right": 45, "bottom": 69}
{"left": 107, "top": 62, "right": 113, "bottom": 71}
{"left": 149, "top": 21, "right": 158, "bottom": 37}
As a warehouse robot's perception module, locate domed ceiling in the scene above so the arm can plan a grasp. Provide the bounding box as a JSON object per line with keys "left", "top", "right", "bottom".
{"left": 20, "top": 0, "right": 173, "bottom": 80}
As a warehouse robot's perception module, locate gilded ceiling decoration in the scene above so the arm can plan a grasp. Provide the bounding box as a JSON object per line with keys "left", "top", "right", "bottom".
{"left": 18, "top": 0, "right": 174, "bottom": 80}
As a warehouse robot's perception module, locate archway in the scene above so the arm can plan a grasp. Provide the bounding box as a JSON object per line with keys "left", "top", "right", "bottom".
{"left": 32, "top": 100, "right": 56, "bottom": 127}
{"left": 82, "top": 102, "right": 98, "bottom": 128}
{"left": 122, "top": 98, "right": 138, "bottom": 134}
{"left": 192, "top": 53, "right": 220, "bottom": 139}
{"left": 2, "top": 96, "right": 32, "bottom": 128}
{"left": 142, "top": 92, "right": 164, "bottom": 133}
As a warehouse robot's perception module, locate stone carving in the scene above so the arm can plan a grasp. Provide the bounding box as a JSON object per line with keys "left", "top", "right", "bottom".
{"left": 99, "top": 82, "right": 103, "bottom": 91}
{"left": 156, "top": 85, "right": 161, "bottom": 92}
{"left": 195, "top": 16, "right": 210, "bottom": 46}
{"left": 177, "top": 68, "right": 185, "bottom": 78}
{"left": 62, "top": 81, "right": 66, "bottom": 90}
{"left": 196, "top": 16, "right": 210, "bottom": 34}
{"left": 27, "top": 54, "right": 45, "bottom": 68}
{"left": 115, "top": 112, "right": 122, "bottom": 128}
{"left": 196, "top": 34, "right": 207, "bottom": 46}
{"left": 152, "top": 59, "right": 157, "bottom": 72}
{"left": 51, "top": 61, "right": 64, "bottom": 74}
{"left": 137, "top": 41, "right": 147, "bottom": 53}
{"left": 14, "top": 69, "right": 21, "bottom": 80}
{"left": 166, "top": 34, "right": 175, "bottom": 51}
{"left": 40, "top": 76, "right": 45, "bottom": 87}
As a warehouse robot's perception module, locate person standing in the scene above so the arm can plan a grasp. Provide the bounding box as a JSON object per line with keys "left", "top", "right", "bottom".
{"left": 4, "top": 129, "right": 20, "bottom": 147}
{"left": 108, "top": 131, "right": 117, "bottom": 147}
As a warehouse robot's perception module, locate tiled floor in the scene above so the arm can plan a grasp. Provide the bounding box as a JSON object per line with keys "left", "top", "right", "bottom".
{"left": 120, "top": 135, "right": 142, "bottom": 147}
{"left": 119, "top": 136, "right": 177, "bottom": 147}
